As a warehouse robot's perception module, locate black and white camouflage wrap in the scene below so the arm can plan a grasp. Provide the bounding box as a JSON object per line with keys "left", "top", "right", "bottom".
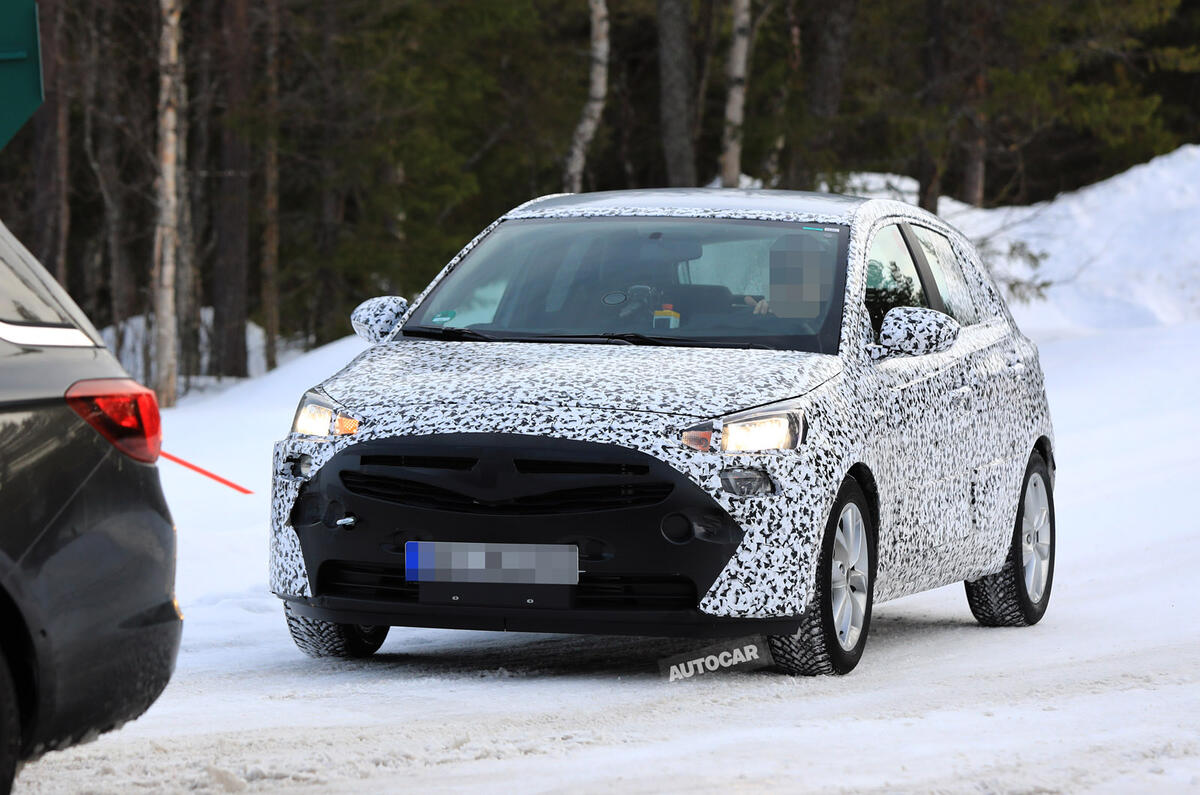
{"left": 350, "top": 295, "right": 409, "bottom": 344}
{"left": 877, "top": 305, "right": 961, "bottom": 358}
{"left": 270, "top": 189, "right": 1054, "bottom": 619}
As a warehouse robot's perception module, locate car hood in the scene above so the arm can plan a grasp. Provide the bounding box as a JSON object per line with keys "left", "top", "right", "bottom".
{"left": 320, "top": 339, "right": 841, "bottom": 421}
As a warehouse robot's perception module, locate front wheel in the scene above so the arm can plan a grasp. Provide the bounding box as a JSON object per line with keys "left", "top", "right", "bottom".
{"left": 964, "top": 451, "right": 1055, "bottom": 626}
{"left": 284, "top": 603, "right": 389, "bottom": 658}
{"left": 768, "top": 478, "right": 876, "bottom": 675}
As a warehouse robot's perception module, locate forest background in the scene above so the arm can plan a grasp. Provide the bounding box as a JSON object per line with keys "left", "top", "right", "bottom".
{"left": 1, "top": 0, "right": 1197, "bottom": 404}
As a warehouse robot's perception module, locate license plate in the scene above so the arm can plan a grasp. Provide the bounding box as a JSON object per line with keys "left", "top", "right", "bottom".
{"left": 404, "top": 541, "right": 579, "bottom": 585}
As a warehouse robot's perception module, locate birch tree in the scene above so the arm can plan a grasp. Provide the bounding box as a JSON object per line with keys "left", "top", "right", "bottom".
{"left": 563, "top": 0, "right": 609, "bottom": 194}
{"left": 152, "top": 0, "right": 184, "bottom": 405}
{"left": 719, "top": 0, "right": 751, "bottom": 187}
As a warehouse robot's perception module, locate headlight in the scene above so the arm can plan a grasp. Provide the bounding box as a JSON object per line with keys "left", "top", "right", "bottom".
{"left": 291, "top": 390, "right": 360, "bottom": 437}
{"left": 681, "top": 410, "right": 804, "bottom": 453}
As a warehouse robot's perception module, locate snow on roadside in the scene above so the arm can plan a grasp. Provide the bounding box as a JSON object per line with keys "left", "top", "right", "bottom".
{"left": 843, "top": 145, "right": 1200, "bottom": 338}
{"left": 14, "top": 321, "right": 1200, "bottom": 793}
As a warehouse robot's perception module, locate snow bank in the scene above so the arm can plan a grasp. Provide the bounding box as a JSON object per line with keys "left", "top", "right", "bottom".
{"left": 842, "top": 145, "right": 1200, "bottom": 336}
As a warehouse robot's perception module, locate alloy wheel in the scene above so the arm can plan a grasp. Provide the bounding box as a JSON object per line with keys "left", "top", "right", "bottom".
{"left": 1021, "top": 472, "right": 1052, "bottom": 603}
{"left": 831, "top": 502, "right": 870, "bottom": 651}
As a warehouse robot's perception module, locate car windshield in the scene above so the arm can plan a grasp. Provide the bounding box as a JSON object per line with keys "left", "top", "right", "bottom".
{"left": 403, "top": 217, "right": 849, "bottom": 353}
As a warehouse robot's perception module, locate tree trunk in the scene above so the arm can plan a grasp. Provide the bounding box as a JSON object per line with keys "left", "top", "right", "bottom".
{"left": 719, "top": 0, "right": 751, "bottom": 187}
{"left": 261, "top": 0, "right": 282, "bottom": 369}
{"left": 761, "top": 0, "right": 801, "bottom": 186}
{"left": 961, "top": 24, "right": 989, "bottom": 207}
{"left": 786, "top": 0, "right": 857, "bottom": 189}
{"left": 656, "top": 0, "right": 696, "bottom": 187}
{"left": 81, "top": 4, "right": 133, "bottom": 353}
{"left": 692, "top": 0, "right": 718, "bottom": 142}
{"left": 312, "top": 0, "right": 345, "bottom": 346}
{"left": 962, "top": 115, "right": 986, "bottom": 207}
{"left": 31, "top": 0, "right": 70, "bottom": 285}
{"left": 212, "top": 0, "right": 250, "bottom": 377}
{"left": 563, "top": 0, "right": 609, "bottom": 194}
{"left": 917, "top": 0, "right": 946, "bottom": 214}
{"left": 181, "top": 0, "right": 215, "bottom": 381}
{"left": 176, "top": 64, "right": 197, "bottom": 390}
{"left": 152, "top": 0, "right": 183, "bottom": 407}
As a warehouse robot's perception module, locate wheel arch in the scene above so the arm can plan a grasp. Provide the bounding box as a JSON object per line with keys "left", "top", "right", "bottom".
{"left": 0, "top": 581, "right": 39, "bottom": 746}
{"left": 845, "top": 462, "right": 880, "bottom": 536}
{"left": 1033, "top": 435, "right": 1055, "bottom": 484}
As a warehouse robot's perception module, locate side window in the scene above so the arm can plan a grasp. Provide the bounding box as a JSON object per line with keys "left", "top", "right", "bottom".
{"left": 865, "top": 224, "right": 927, "bottom": 336}
{"left": 0, "top": 237, "right": 72, "bottom": 326}
{"left": 911, "top": 227, "right": 979, "bottom": 325}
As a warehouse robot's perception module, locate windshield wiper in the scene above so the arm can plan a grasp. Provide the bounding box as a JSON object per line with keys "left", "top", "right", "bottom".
{"left": 403, "top": 327, "right": 775, "bottom": 349}
{"left": 547, "top": 332, "right": 776, "bottom": 350}
{"left": 402, "top": 325, "right": 500, "bottom": 342}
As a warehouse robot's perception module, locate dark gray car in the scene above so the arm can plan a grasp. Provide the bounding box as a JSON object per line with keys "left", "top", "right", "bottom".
{"left": 0, "top": 220, "right": 180, "bottom": 792}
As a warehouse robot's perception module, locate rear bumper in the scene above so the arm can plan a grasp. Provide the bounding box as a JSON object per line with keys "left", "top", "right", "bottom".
{"left": 284, "top": 594, "right": 800, "bottom": 638}
{"left": 11, "top": 448, "right": 181, "bottom": 757}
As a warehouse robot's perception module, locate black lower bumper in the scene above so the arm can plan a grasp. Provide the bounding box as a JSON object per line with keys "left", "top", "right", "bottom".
{"left": 284, "top": 433, "right": 790, "bottom": 638}
{"left": 285, "top": 594, "right": 800, "bottom": 638}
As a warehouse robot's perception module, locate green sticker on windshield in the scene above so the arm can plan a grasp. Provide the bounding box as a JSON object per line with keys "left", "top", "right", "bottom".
{"left": 431, "top": 310, "right": 456, "bottom": 324}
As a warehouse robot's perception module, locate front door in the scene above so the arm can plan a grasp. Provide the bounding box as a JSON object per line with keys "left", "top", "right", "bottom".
{"left": 862, "top": 223, "right": 976, "bottom": 592}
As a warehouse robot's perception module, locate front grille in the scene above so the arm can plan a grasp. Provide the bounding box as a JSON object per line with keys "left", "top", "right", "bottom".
{"left": 340, "top": 471, "right": 673, "bottom": 515}
{"left": 317, "top": 562, "right": 697, "bottom": 611}
{"left": 359, "top": 454, "right": 476, "bottom": 470}
{"left": 318, "top": 561, "right": 418, "bottom": 602}
{"left": 576, "top": 574, "right": 697, "bottom": 610}
{"left": 513, "top": 459, "right": 650, "bottom": 476}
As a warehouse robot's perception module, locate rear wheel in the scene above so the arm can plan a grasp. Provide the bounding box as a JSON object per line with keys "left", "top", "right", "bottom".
{"left": 0, "top": 651, "right": 20, "bottom": 795}
{"left": 284, "top": 603, "right": 389, "bottom": 658}
{"left": 768, "top": 478, "right": 876, "bottom": 675}
{"left": 964, "top": 451, "right": 1055, "bottom": 626}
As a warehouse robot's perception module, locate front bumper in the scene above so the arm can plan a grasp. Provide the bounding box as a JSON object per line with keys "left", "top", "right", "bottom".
{"left": 274, "top": 433, "right": 794, "bottom": 636}
{"left": 272, "top": 404, "right": 831, "bottom": 619}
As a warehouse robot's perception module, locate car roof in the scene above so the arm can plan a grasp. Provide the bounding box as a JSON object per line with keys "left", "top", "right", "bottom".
{"left": 507, "top": 188, "right": 870, "bottom": 222}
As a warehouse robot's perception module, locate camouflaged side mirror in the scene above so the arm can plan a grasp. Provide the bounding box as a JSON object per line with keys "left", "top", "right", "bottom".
{"left": 874, "top": 305, "right": 960, "bottom": 359}
{"left": 351, "top": 295, "right": 409, "bottom": 344}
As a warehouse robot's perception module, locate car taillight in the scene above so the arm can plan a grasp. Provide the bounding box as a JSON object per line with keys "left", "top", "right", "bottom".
{"left": 65, "top": 378, "right": 162, "bottom": 463}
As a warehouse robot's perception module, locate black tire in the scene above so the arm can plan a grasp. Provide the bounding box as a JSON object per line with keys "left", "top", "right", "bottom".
{"left": 768, "top": 477, "right": 877, "bottom": 676}
{"left": 0, "top": 651, "right": 20, "bottom": 795}
{"left": 284, "top": 603, "right": 389, "bottom": 658}
{"left": 965, "top": 451, "right": 1055, "bottom": 626}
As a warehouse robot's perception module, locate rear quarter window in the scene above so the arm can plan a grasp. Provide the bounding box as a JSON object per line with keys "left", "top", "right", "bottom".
{"left": 910, "top": 226, "right": 979, "bottom": 325}
{"left": 0, "top": 235, "right": 73, "bottom": 327}
{"left": 947, "top": 234, "right": 1008, "bottom": 321}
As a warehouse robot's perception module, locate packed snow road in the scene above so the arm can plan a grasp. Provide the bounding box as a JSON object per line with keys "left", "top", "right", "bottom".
{"left": 15, "top": 323, "right": 1200, "bottom": 793}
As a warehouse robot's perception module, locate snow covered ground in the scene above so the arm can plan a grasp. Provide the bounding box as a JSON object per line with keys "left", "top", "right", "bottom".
{"left": 15, "top": 154, "right": 1200, "bottom": 792}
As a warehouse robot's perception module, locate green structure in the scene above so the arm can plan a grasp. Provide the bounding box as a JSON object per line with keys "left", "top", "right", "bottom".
{"left": 0, "top": 0, "right": 43, "bottom": 150}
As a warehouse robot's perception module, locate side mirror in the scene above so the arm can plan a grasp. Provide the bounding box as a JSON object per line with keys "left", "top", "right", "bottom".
{"left": 874, "top": 305, "right": 960, "bottom": 359}
{"left": 351, "top": 295, "right": 408, "bottom": 344}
